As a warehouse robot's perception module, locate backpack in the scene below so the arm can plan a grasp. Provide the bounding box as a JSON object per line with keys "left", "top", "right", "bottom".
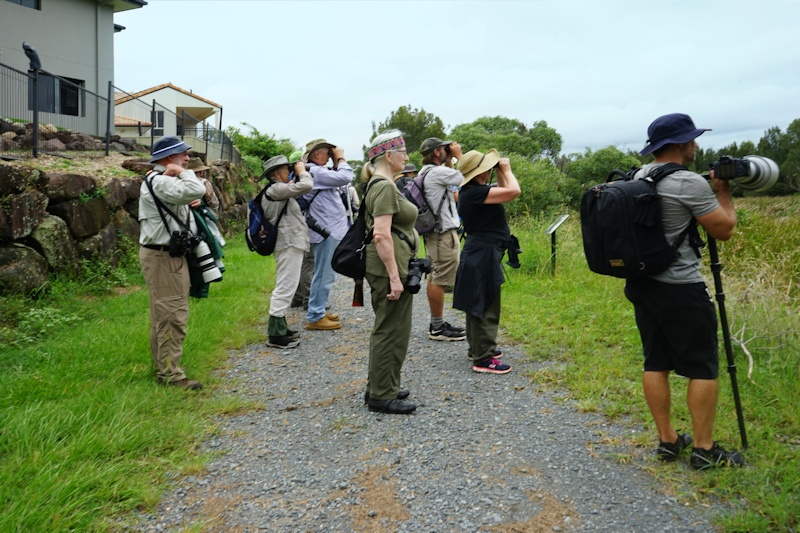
{"left": 402, "top": 167, "right": 448, "bottom": 235}
{"left": 580, "top": 163, "right": 703, "bottom": 279}
{"left": 331, "top": 181, "right": 376, "bottom": 279}
{"left": 245, "top": 184, "right": 288, "bottom": 256}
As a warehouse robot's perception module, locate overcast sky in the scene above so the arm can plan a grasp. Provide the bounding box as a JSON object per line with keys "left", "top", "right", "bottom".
{"left": 114, "top": 0, "right": 800, "bottom": 160}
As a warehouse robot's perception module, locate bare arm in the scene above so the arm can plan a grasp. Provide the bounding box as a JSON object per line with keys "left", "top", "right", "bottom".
{"left": 373, "top": 214, "right": 404, "bottom": 300}
{"left": 696, "top": 177, "right": 737, "bottom": 241}
{"left": 484, "top": 158, "right": 521, "bottom": 204}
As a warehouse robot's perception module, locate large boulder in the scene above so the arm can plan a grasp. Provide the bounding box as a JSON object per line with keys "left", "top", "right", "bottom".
{"left": 0, "top": 164, "right": 48, "bottom": 195}
{"left": 48, "top": 196, "right": 111, "bottom": 238}
{"left": 47, "top": 172, "right": 96, "bottom": 202}
{"left": 104, "top": 178, "right": 127, "bottom": 209}
{"left": 29, "top": 214, "right": 80, "bottom": 276}
{"left": 77, "top": 223, "right": 118, "bottom": 266}
{"left": 0, "top": 189, "right": 49, "bottom": 241}
{"left": 112, "top": 208, "right": 140, "bottom": 243}
{"left": 122, "top": 159, "right": 154, "bottom": 174}
{"left": 0, "top": 243, "right": 50, "bottom": 295}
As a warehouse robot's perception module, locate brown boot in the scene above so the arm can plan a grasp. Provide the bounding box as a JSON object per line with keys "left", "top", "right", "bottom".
{"left": 306, "top": 316, "right": 342, "bottom": 330}
{"left": 163, "top": 378, "right": 203, "bottom": 390}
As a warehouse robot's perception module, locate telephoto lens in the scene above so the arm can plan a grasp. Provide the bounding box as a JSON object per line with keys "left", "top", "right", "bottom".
{"left": 193, "top": 240, "right": 223, "bottom": 283}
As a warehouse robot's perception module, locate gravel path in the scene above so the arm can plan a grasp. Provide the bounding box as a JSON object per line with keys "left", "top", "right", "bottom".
{"left": 130, "top": 276, "right": 721, "bottom": 532}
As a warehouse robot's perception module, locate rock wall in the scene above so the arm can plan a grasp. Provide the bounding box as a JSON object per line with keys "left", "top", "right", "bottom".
{"left": 0, "top": 157, "right": 255, "bottom": 296}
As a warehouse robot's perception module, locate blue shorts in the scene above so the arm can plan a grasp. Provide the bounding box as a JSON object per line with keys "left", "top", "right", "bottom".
{"left": 624, "top": 278, "right": 718, "bottom": 379}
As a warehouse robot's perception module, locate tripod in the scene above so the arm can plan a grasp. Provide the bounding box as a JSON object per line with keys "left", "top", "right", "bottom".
{"left": 707, "top": 235, "right": 748, "bottom": 450}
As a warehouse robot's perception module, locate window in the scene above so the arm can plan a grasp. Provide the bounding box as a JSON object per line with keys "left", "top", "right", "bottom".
{"left": 27, "top": 74, "right": 84, "bottom": 116}
{"left": 5, "top": 0, "right": 41, "bottom": 9}
{"left": 152, "top": 111, "right": 164, "bottom": 136}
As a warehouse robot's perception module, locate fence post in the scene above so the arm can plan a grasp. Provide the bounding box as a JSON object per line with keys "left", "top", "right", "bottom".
{"left": 31, "top": 69, "right": 39, "bottom": 158}
{"left": 150, "top": 100, "right": 156, "bottom": 147}
{"left": 180, "top": 110, "right": 185, "bottom": 140}
{"left": 204, "top": 122, "right": 209, "bottom": 156}
{"left": 105, "top": 80, "right": 113, "bottom": 156}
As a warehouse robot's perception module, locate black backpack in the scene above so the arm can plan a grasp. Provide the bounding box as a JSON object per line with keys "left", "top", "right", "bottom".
{"left": 245, "top": 184, "right": 288, "bottom": 256}
{"left": 580, "top": 163, "right": 703, "bottom": 279}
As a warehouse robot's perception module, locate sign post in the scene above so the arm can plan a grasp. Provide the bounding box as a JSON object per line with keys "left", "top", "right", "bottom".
{"left": 545, "top": 214, "right": 570, "bottom": 276}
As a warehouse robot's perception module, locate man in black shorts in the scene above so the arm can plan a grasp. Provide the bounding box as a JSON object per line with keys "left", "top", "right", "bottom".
{"left": 625, "top": 113, "right": 744, "bottom": 470}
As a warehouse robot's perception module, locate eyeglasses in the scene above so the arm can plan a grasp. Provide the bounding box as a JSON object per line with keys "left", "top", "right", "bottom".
{"left": 390, "top": 149, "right": 408, "bottom": 155}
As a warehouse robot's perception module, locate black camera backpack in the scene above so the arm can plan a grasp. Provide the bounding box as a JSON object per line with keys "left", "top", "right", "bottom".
{"left": 246, "top": 184, "right": 288, "bottom": 256}
{"left": 580, "top": 163, "right": 703, "bottom": 279}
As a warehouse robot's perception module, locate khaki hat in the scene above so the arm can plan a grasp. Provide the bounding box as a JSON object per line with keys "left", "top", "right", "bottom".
{"left": 260, "top": 154, "right": 289, "bottom": 179}
{"left": 302, "top": 138, "right": 335, "bottom": 162}
{"left": 186, "top": 157, "right": 210, "bottom": 172}
{"left": 459, "top": 149, "right": 500, "bottom": 187}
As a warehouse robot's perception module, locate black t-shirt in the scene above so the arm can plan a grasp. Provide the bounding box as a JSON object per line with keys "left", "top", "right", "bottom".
{"left": 457, "top": 184, "right": 510, "bottom": 242}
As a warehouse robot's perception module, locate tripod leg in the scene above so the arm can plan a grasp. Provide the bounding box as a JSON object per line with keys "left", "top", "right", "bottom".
{"left": 707, "top": 236, "right": 748, "bottom": 449}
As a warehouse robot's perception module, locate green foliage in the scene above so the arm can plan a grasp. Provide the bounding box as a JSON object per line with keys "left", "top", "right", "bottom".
{"left": 0, "top": 306, "right": 81, "bottom": 346}
{"left": 370, "top": 105, "right": 446, "bottom": 155}
{"left": 78, "top": 186, "right": 106, "bottom": 205}
{"left": 225, "top": 122, "right": 296, "bottom": 162}
{"left": 505, "top": 155, "right": 581, "bottom": 218}
{"left": 449, "top": 116, "right": 562, "bottom": 160}
{"left": 562, "top": 146, "right": 641, "bottom": 189}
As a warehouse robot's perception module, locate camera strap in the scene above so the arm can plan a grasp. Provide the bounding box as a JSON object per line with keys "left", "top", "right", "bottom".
{"left": 145, "top": 171, "right": 193, "bottom": 236}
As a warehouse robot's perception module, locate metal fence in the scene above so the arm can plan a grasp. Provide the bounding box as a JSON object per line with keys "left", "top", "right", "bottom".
{"left": 1, "top": 60, "right": 241, "bottom": 165}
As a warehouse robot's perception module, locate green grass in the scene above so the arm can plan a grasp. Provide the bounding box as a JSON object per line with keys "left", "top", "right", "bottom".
{"left": 502, "top": 197, "right": 799, "bottom": 532}
{"left": 0, "top": 230, "right": 276, "bottom": 531}
{"left": 1, "top": 197, "right": 798, "bottom": 532}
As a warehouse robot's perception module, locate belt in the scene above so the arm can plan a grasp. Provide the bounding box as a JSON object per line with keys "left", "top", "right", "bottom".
{"left": 142, "top": 244, "right": 170, "bottom": 251}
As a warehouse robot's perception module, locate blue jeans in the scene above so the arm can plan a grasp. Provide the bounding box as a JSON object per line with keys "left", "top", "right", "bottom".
{"left": 306, "top": 237, "right": 340, "bottom": 323}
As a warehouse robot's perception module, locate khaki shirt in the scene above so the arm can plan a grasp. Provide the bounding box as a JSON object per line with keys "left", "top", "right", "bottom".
{"left": 261, "top": 171, "right": 313, "bottom": 252}
{"left": 138, "top": 166, "right": 206, "bottom": 246}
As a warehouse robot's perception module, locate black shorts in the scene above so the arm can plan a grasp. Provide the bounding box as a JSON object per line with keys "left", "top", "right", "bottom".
{"left": 624, "top": 278, "right": 718, "bottom": 379}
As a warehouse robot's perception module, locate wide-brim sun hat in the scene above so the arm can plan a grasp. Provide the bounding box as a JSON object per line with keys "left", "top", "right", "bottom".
{"left": 402, "top": 163, "right": 417, "bottom": 174}
{"left": 302, "top": 138, "right": 335, "bottom": 162}
{"left": 186, "top": 157, "right": 210, "bottom": 172}
{"left": 640, "top": 113, "right": 711, "bottom": 156}
{"left": 260, "top": 154, "right": 290, "bottom": 179}
{"left": 459, "top": 149, "right": 500, "bottom": 187}
{"left": 150, "top": 136, "right": 190, "bottom": 163}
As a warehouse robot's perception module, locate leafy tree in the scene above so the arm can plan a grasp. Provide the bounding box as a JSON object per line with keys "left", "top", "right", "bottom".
{"left": 449, "top": 116, "right": 562, "bottom": 161}
{"left": 562, "top": 146, "right": 641, "bottom": 190}
{"left": 505, "top": 154, "right": 581, "bottom": 217}
{"left": 225, "top": 122, "right": 296, "bottom": 161}
{"left": 370, "top": 105, "right": 446, "bottom": 154}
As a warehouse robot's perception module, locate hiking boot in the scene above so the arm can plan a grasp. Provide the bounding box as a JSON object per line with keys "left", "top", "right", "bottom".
{"left": 690, "top": 442, "right": 745, "bottom": 470}
{"left": 267, "top": 335, "right": 300, "bottom": 349}
{"left": 286, "top": 329, "right": 300, "bottom": 341}
{"left": 656, "top": 433, "right": 693, "bottom": 462}
{"left": 364, "top": 389, "right": 410, "bottom": 403}
{"left": 163, "top": 378, "right": 203, "bottom": 390}
{"left": 325, "top": 311, "right": 340, "bottom": 322}
{"left": 367, "top": 398, "right": 417, "bottom": 414}
{"left": 472, "top": 358, "right": 512, "bottom": 374}
{"left": 429, "top": 322, "right": 466, "bottom": 341}
{"left": 306, "top": 316, "right": 342, "bottom": 330}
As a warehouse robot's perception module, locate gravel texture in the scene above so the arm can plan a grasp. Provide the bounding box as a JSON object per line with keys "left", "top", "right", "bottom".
{"left": 129, "top": 276, "right": 722, "bottom": 532}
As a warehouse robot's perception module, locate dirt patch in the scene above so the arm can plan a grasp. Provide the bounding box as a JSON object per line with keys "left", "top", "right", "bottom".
{"left": 348, "top": 465, "right": 411, "bottom": 532}
{"left": 490, "top": 490, "right": 579, "bottom": 533}
{"left": 2, "top": 151, "right": 144, "bottom": 185}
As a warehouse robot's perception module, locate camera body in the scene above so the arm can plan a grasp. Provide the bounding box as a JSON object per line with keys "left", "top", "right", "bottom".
{"left": 405, "top": 257, "right": 432, "bottom": 294}
{"left": 709, "top": 155, "right": 779, "bottom": 192}
{"left": 305, "top": 213, "right": 331, "bottom": 239}
{"left": 712, "top": 156, "right": 750, "bottom": 180}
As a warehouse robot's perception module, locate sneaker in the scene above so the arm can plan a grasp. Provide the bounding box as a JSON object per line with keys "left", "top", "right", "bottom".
{"left": 306, "top": 316, "right": 342, "bottom": 330}
{"left": 267, "top": 335, "right": 300, "bottom": 349}
{"left": 364, "top": 389, "right": 410, "bottom": 403}
{"left": 690, "top": 442, "right": 745, "bottom": 470}
{"left": 472, "top": 358, "right": 512, "bottom": 374}
{"left": 286, "top": 329, "right": 300, "bottom": 341}
{"left": 429, "top": 322, "right": 466, "bottom": 341}
{"left": 444, "top": 321, "right": 465, "bottom": 334}
{"left": 656, "top": 433, "right": 693, "bottom": 462}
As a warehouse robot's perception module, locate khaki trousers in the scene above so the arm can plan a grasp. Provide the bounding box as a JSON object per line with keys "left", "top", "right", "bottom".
{"left": 270, "top": 246, "right": 305, "bottom": 318}
{"left": 139, "top": 247, "right": 190, "bottom": 383}
{"left": 466, "top": 288, "right": 501, "bottom": 362}
{"left": 366, "top": 273, "right": 413, "bottom": 401}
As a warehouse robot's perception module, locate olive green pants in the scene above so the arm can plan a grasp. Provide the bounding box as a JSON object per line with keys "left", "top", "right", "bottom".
{"left": 466, "top": 288, "right": 501, "bottom": 363}
{"left": 365, "top": 273, "right": 413, "bottom": 401}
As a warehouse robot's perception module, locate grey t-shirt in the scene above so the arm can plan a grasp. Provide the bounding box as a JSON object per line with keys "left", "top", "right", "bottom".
{"left": 420, "top": 164, "right": 463, "bottom": 233}
{"left": 635, "top": 163, "right": 720, "bottom": 284}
